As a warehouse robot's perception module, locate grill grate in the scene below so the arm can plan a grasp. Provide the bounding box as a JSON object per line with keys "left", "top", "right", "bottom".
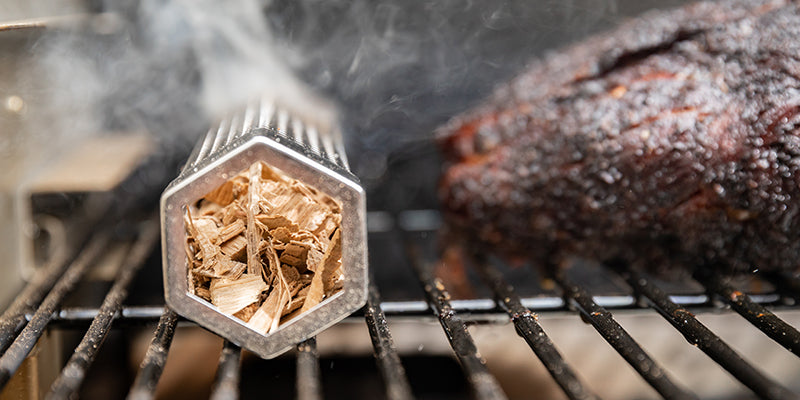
{"left": 128, "top": 307, "right": 178, "bottom": 400}
{"left": 211, "top": 341, "right": 242, "bottom": 400}
{"left": 693, "top": 270, "right": 800, "bottom": 356}
{"left": 551, "top": 268, "right": 692, "bottom": 400}
{"left": 405, "top": 241, "right": 507, "bottom": 400}
{"left": 363, "top": 283, "right": 414, "bottom": 400}
{"left": 1, "top": 212, "right": 800, "bottom": 399}
{"left": 0, "top": 232, "right": 111, "bottom": 390}
{"left": 48, "top": 221, "right": 159, "bottom": 399}
{"left": 475, "top": 259, "right": 596, "bottom": 400}
{"left": 620, "top": 269, "right": 794, "bottom": 400}
{"left": 296, "top": 338, "right": 322, "bottom": 400}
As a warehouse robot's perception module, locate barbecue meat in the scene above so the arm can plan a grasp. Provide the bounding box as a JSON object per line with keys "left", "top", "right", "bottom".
{"left": 438, "top": 0, "right": 800, "bottom": 275}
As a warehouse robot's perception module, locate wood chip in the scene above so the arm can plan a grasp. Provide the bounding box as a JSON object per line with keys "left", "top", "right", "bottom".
{"left": 205, "top": 180, "right": 235, "bottom": 206}
{"left": 220, "top": 235, "right": 247, "bottom": 261}
{"left": 257, "top": 215, "right": 296, "bottom": 230}
{"left": 279, "top": 241, "right": 311, "bottom": 267}
{"left": 301, "top": 229, "right": 342, "bottom": 313}
{"left": 284, "top": 285, "right": 310, "bottom": 316}
{"left": 186, "top": 214, "right": 219, "bottom": 270}
{"left": 281, "top": 264, "right": 301, "bottom": 283}
{"left": 196, "top": 287, "right": 211, "bottom": 302}
{"left": 314, "top": 213, "right": 340, "bottom": 240}
{"left": 198, "top": 200, "right": 223, "bottom": 216}
{"left": 248, "top": 279, "right": 288, "bottom": 334}
{"left": 217, "top": 219, "right": 245, "bottom": 244}
{"left": 246, "top": 162, "right": 263, "bottom": 278}
{"left": 306, "top": 248, "right": 324, "bottom": 272}
{"left": 221, "top": 200, "right": 246, "bottom": 226}
{"left": 185, "top": 161, "right": 343, "bottom": 334}
{"left": 270, "top": 226, "right": 294, "bottom": 244}
{"left": 214, "top": 257, "right": 246, "bottom": 279}
{"left": 210, "top": 274, "right": 268, "bottom": 315}
{"left": 233, "top": 302, "right": 260, "bottom": 322}
{"left": 290, "top": 275, "right": 312, "bottom": 297}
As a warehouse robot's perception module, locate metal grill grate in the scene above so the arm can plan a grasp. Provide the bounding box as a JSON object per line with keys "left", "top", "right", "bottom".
{"left": 1, "top": 211, "right": 800, "bottom": 400}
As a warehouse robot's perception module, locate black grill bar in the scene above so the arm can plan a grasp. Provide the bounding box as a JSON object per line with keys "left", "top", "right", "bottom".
{"left": 210, "top": 341, "right": 241, "bottom": 400}
{"left": 694, "top": 270, "right": 800, "bottom": 357}
{"left": 404, "top": 241, "right": 509, "bottom": 400}
{"left": 296, "top": 338, "right": 322, "bottom": 400}
{"left": 47, "top": 220, "right": 159, "bottom": 399}
{"left": 620, "top": 268, "right": 797, "bottom": 400}
{"left": 0, "top": 202, "right": 110, "bottom": 355}
{"left": 551, "top": 270, "right": 696, "bottom": 400}
{"left": 0, "top": 231, "right": 111, "bottom": 390}
{"left": 127, "top": 307, "right": 179, "bottom": 400}
{"left": 0, "top": 250, "right": 71, "bottom": 355}
{"left": 473, "top": 258, "right": 599, "bottom": 400}
{"left": 363, "top": 282, "right": 414, "bottom": 400}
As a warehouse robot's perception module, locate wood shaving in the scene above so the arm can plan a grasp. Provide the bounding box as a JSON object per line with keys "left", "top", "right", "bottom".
{"left": 217, "top": 220, "right": 245, "bottom": 244}
{"left": 219, "top": 235, "right": 247, "bottom": 260}
{"left": 300, "top": 229, "right": 342, "bottom": 313}
{"left": 209, "top": 274, "right": 267, "bottom": 315}
{"left": 233, "top": 302, "right": 260, "bottom": 322}
{"left": 185, "top": 161, "right": 343, "bottom": 335}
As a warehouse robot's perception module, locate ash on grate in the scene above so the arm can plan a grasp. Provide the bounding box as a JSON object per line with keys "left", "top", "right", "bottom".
{"left": 184, "top": 161, "right": 343, "bottom": 334}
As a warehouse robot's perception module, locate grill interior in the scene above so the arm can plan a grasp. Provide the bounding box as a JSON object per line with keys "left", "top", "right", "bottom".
{"left": 1, "top": 148, "right": 800, "bottom": 399}
{"left": 3, "top": 1, "right": 800, "bottom": 399}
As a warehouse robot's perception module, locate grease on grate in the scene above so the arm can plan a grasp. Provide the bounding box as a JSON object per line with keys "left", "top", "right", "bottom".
{"left": 184, "top": 161, "right": 343, "bottom": 334}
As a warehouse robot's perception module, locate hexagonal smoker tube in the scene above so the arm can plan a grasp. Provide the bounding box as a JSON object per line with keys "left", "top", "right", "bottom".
{"left": 160, "top": 96, "right": 367, "bottom": 359}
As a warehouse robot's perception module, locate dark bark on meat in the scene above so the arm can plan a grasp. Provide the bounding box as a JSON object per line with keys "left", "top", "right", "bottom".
{"left": 438, "top": 0, "right": 800, "bottom": 276}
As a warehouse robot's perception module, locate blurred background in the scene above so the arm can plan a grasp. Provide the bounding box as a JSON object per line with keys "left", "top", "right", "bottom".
{"left": 2, "top": 1, "right": 800, "bottom": 399}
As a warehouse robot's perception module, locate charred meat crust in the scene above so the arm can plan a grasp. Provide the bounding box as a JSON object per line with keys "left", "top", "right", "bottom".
{"left": 437, "top": 0, "right": 800, "bottom": 275}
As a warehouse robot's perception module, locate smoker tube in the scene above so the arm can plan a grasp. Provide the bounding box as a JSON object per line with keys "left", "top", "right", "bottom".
{"left": 160, "top": 95, "right": 367, "bottom": 359}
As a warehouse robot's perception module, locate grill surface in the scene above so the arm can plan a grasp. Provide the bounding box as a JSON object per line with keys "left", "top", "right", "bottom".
{"left": 1, "top": 204, "right": 800, "bottom": 399}
{"left": 4, "top": 1, "right": 800, "bottom": 399}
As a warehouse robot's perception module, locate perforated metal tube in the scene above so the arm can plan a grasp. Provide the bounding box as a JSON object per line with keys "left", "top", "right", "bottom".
{"left": 160, "top": 97, "right": 367, "bottom": 359}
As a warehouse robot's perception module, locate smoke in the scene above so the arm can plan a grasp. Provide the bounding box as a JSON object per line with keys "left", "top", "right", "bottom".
{"left": 18, "top": 0, "right": 691, "bottom": 185}
{"left": 262, "top": 0, "right": 691, "bottom": 183}
{"left": 136, "top": 0, "right": 320, "bottom": 119}
{"left": 19, "top": 0, "right": 318, "bottom": 165}
{"left": 266, "top": 1, "right": 626, "bottom": 145}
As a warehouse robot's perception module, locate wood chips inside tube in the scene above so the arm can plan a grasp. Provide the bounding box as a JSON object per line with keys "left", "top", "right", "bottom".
{"left": 185, "top": 161, "right": 343, "bottom": 334}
